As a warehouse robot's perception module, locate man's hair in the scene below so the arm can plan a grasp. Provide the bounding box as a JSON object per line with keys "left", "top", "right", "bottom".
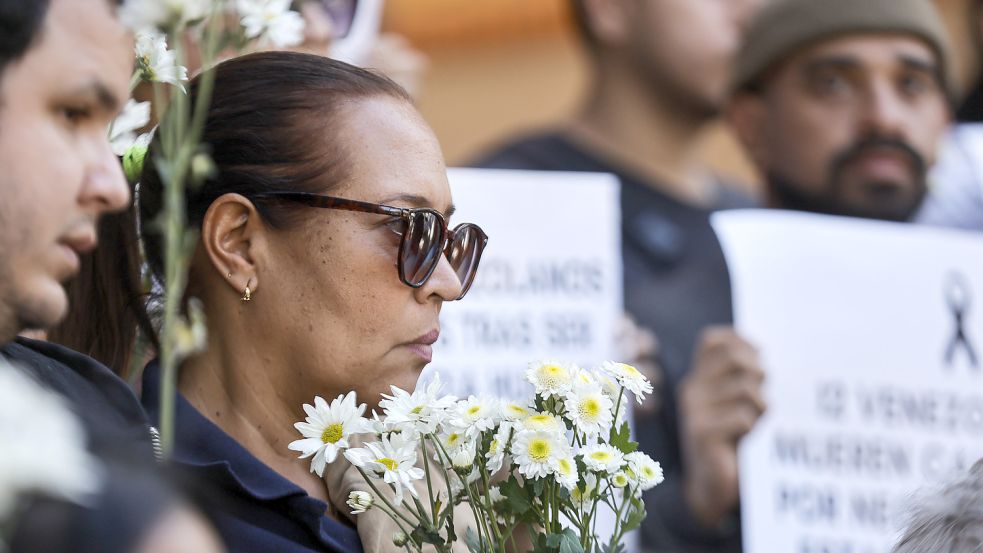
{"left": 894, "top": 460, "right": 983, "bottom": 552}
{"left": 0, "top": 0, "right": 51, "bottom": 77}
{"left": 568, "top": 0, "right": 598, "bottom": 50}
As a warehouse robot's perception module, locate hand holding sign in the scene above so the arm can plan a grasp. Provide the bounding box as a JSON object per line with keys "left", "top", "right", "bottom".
{"left": 679, "top": 327, "right": 767, "bottom": 527}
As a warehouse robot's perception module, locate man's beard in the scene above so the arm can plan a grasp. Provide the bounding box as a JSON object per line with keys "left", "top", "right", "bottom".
{"left": 766, "top": 136, "right": 929, "bottom": 223}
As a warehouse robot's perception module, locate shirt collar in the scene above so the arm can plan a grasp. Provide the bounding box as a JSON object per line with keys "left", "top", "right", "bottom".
{"left": 141, "top": 360, "right": 309, "bottom": 502}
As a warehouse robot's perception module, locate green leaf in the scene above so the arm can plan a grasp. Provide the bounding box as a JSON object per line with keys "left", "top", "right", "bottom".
{"left": 500, "top": 475, "right": 532, "bottom": 516}
{"left": 621, "top": 503, "right": 647, "bottom": 533}
{"left": 557, "top": 529, "right": 585, "bottom": 553}
{"left": 410, "top": 525, "right": 445, "bottom": 547}
{"left": 608, "top": 421, "right": 638, "bottom": 454}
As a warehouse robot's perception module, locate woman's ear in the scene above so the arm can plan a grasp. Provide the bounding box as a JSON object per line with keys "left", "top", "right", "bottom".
{"left": 201, "top": 193, "right": 265, "bottom": 296}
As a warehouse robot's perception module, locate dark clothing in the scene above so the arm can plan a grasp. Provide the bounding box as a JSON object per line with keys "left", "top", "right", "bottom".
{"left": 141, "top": 361, "right": 363, "bottom": 553}
{"left": 474, "top": 132, "right": 753, "bottom": 552}
{"left": 0, "top": 337, "right": 155, "bottom": 464}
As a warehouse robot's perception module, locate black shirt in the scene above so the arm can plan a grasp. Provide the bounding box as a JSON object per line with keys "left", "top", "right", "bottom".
{"left": 474, "top": 132, "right": 754, "bottom": 552}
{"left": 1, "top": 337, "right": 155, "bottom": 464}
{"left": 141, "top": 360, "right": 363, "bottom": 553}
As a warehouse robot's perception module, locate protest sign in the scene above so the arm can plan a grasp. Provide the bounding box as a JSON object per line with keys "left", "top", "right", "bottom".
{"left": 712, "top": 210, "right": 983, "bottom": 553}
{"left": 422, "top": 168, "right": 623, "bottom": 398}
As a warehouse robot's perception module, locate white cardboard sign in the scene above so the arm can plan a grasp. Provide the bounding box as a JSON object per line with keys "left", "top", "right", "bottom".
{"left": 712, "top": 210, "right": 983, "bottom": 553}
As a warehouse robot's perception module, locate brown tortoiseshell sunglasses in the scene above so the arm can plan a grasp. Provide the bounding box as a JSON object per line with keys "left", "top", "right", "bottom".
{"left": 254, "top": 191, "right": 488, "bottom": 300}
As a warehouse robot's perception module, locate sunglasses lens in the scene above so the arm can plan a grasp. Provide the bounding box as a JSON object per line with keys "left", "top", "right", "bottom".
{"left": 446, "top": 225, "right": 487, "bottom": 299}
{"left": 401, "top": 211, "right": 444, "bottom": 286}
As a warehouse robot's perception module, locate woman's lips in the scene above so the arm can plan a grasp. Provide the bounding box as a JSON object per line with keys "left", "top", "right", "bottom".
{"left": 405, "top": 329, "right": 439, "bottom": 363}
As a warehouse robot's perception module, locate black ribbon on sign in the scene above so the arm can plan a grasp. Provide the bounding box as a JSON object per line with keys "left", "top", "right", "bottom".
{"left": 945, "top": 271, "right": 979, "bottom": 369}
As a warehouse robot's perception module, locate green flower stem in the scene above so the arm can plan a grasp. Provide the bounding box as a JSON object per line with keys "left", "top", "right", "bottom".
{"left": 478, "top": 462, "right": 505, "bottom": 553}
{"left": 611, "top": 388, "right": 626, "bottom": 434}
{"left": 370, "top": 498, "right": 422, "bottom": 553}
{"left": 353, "top": 466, "right": 422, "bottom": 530}
{"left": 421, "top": 438, "right": 439, "bottom": 528}
{"left": 155, "top": 8, "right": 221, "bottom": 457}
{"left": 430, "top": 436, "right": 491, "bottom": 551}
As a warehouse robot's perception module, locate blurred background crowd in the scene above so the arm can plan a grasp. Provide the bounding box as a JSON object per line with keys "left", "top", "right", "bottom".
{"left": 5, "top": 0, "right": 983, "bottom": 552}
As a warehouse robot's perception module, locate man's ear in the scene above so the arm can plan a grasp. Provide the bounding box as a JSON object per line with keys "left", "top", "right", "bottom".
{"left": 580, "top": 0, "right": 634, "bottom": 46}
{"left": 200, "top": 193, "right": 265, "bottom": 296}
{"left": 727, "top": 91, "right": 771, "bottom": 169}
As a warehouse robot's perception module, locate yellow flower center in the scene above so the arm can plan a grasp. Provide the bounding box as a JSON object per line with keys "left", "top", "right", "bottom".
{"left": 528, "top": 439, "right": 552, "bottom": 462}
{"left": 446, "top": 433, "right": 463, "bottom": 447}
{"left": 621, "top": 364, "right": 641, "bottom": 377}
{"left": 590, "top": 451, "right": 612, "bottom": 462}
{"left": 558, "top": 458, "right": 573, "bottom": 476}
{"left": 507, "top": 405, "right": 528, "bottom": 417}
{"left": 410, "top": 406, "right": 424, "bottom": 415}
{"left": 641, "top": 466, "right": 655, "bottom": 479}
{"left": 377, "top": 458, "right": 398, "bottom": 471}
{"left": 321, "top": 423, "right": 344, "bottom": 444}
{"left": 467, "top": 406, "right": 482, "bottom": 416}
{"left": 578, "top": 398, "right": 601, "bottom": 420}
{"left": 537, "top": 364, "right": 569, "bottom": 388}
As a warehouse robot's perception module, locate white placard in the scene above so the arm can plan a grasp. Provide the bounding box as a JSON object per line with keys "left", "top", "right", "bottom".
{"left": 712, "top": 210, "right": 983, "bottom": 553}
{"left": 423, "top": 168, "right": 623, "bottom": 398}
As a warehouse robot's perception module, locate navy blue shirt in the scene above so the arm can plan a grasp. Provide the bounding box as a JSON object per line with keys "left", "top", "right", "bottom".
{"left": 141, "top": 361, "right": 363, "bottom": 553}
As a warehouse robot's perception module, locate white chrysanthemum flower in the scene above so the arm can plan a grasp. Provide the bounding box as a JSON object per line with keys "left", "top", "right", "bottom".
{"left": 344, "top": 433, "right": 423, "bottom": 505}
{"left": 450, "top": 395, "right": 500, "bottom": 437}
{"left": 108, "top": 99, "right": 151, "bottom": 156}
{"left": 488, "top": 486, "right": 505, "bottom": 504}
{"left": 347, "top": 490, "right": 373, "bottom": 515}
{"left": 581, "top": 444, "right": 625, "bottom": 474}
{"left": 522, "top": 412, "right": 564, "bottom": 433}
{"left": 485, "top": 423, "right": 512, "bottom": 474}
{"left": 611, "top": 471, "right": 630, "bottom": 488}
{"left": 563, "top": 381, "right": 614, "bottom": 438}
{"left": 289, "top": 392, "right": 367, "bottom": 477}
{"left": 512, "top": 430, "right": 567, "bottom": 480}
{"left": 571, "top": 473, "right": 597, "bottom": 509}
{"left": 526, "top": 360, "right": 574, "bottom": 399}
{"left": 135, "top": 31, "right": 188, "bottom": 90}
{"left": 501, "top": 400, "right": 534, "bottom": 421}
{"left": 572, "top": 368, "right": 597, "bottom": 387}
{"left": 119, "top": 0, "right": 209, "bottom": 31}
{"left": 600, "top": 362, "right": 654, "bottom": 404}
{"left": 380, "top": 374, "right": 457, "bottom": 435}
{"left": 625, "top": 452, "right": 664, "bottom": 491}
{"left": 449, "top": 440, "right": 477, "bottom": 472}
{"left": 437, "top": 429, "right": 468, "bottom": 456}
{"left": 0, "top": 361, "right": 102, "bottom": 520}
{"left": 597, "top": 374, "right": 630, "bottom": 425}
{"left": 237, "top": 0, "right": 305, "bottom": 48}
{"left": 554, "top": 455, "right": 579, "bottom": 491}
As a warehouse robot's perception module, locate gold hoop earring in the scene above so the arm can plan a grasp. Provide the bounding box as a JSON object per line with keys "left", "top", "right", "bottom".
{"left": 241, "top": 281, "right": 252, "bottom": 302}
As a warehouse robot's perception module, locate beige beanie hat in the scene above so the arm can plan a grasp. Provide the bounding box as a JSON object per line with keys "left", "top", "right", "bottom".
{"left": 733, "top": 0, "right": 953, "bottom": 94}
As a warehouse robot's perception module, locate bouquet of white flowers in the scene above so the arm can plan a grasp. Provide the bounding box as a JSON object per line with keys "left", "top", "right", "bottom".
{"left": 289, "top": 361, "right": 662, "bottom": 553}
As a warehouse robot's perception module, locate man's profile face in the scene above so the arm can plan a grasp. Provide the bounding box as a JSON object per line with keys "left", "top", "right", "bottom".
{"left": 736, "top": 34, "right": 950, "bottom": 221}
{"left": 0, "top": 0, "right": 132, "bottom": 340}
{"left": 626, "top": 0, "right": 765, "bottom": 118}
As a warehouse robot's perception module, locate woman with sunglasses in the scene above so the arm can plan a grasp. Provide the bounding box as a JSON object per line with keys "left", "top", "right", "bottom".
{"left": 132, "top": 51, "right": 487, "bottom": 553}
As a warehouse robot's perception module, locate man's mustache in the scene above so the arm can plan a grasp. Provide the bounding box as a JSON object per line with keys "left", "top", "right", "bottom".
{"left": 830, "top": 136, "right": 926, "bottom": 180}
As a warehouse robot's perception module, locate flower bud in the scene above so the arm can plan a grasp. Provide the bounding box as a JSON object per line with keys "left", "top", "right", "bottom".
{"left": 612, "top": 471, "right": 630, "bottom": 488}
{"left": 346, "top": 490, "right": 373, "bottom": 515}
{"left": 393, "top": 531, "right": 409, "bottom": 547}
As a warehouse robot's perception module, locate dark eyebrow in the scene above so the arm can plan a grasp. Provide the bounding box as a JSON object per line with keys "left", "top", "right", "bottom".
{"left": 381, "top": 193, "right": 456, "bottom": 218}
{"left": 68, "top": 79, "right": 121, "bottom": 113}
{"left": 802, "top": 56, "right": 861, "bottom": 75}
{"left": 899, "top": 54, "right": 942, "bottom": 82}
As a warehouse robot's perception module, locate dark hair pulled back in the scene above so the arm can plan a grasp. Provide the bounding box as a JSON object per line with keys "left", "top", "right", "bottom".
{"left": 139, "top": 50, "right": 411, "bottom": 282}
